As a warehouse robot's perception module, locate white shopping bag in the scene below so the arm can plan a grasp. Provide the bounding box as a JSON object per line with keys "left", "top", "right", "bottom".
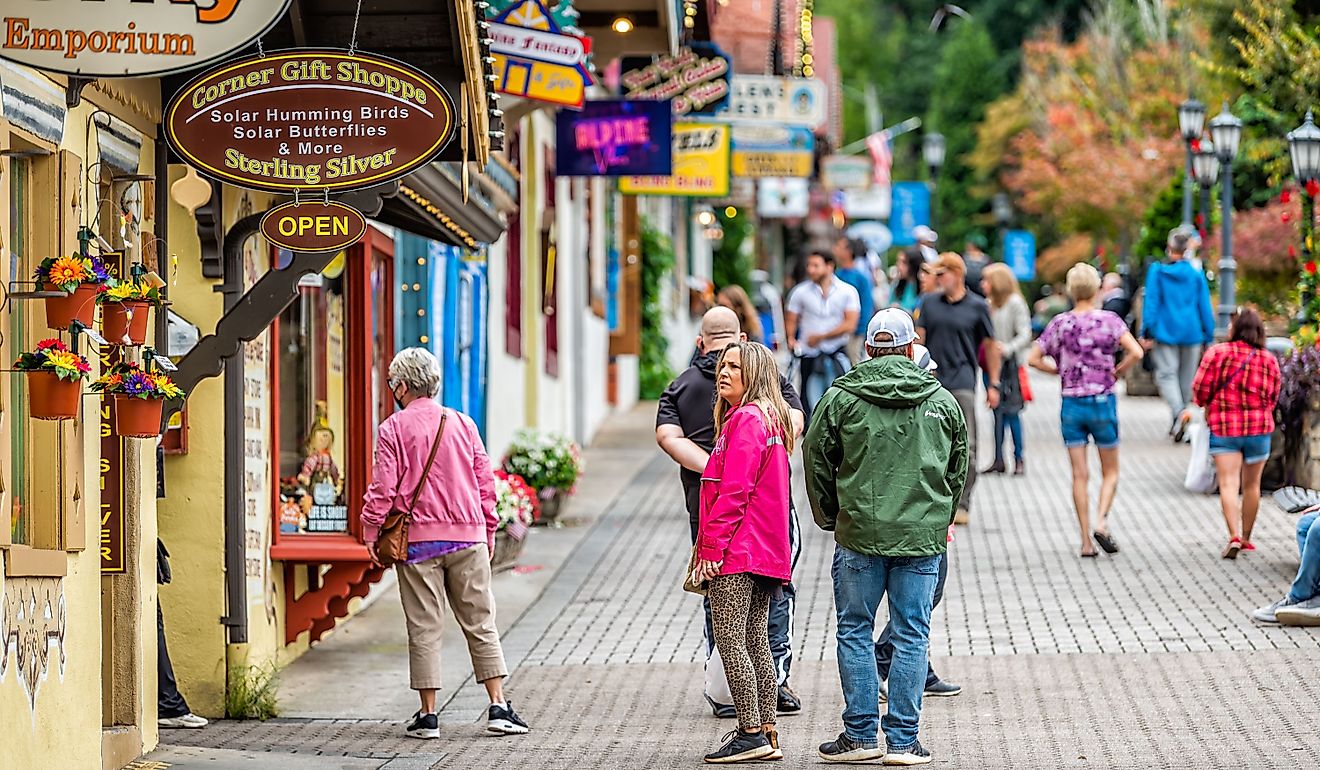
{"left": 704, "top": 638, "right": 734, "bottom": 706}
{"left": 1184, "top": 420, "right": 1218, "bottom": 494}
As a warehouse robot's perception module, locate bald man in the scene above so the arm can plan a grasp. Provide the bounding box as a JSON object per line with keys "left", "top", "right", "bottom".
{"left": 656, "top": 306, "right": 807, "bottom": 718}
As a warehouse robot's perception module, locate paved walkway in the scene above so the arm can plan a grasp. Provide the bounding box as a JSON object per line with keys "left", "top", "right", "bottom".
{"left": 156, "top": 376, "right": 1320, "bottom": 769}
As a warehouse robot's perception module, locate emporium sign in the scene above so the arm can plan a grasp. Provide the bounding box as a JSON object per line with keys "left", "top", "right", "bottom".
{"left": 619, "top": 44, "right": 731, "bottom": 116}
{"left": 0, "top": 0, "right": 292, "bottom": 78}
{"left": 620, "top": 123, "right": 731, "bottom": 197}
{"left": 165, "top": 49, "right": 457, "bottom": 193}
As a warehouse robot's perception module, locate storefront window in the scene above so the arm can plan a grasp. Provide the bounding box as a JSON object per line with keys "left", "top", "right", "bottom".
{"left": 276, "top": 263, "right": 350, "bottom": 535}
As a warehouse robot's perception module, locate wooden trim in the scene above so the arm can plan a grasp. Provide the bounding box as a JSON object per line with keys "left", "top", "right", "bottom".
{"left": 609, "top": 195, "right": 642, "bottom": 356}
{"left": 4, "top": 546, "right": 67, "bottom": 577}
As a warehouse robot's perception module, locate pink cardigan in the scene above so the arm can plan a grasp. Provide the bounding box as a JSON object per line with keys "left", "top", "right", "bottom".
{"left": 697, "top": 404, "right": 792, "bottom": 582}
{"left": 361, "top": 399, "right": 498, "bottom": 551}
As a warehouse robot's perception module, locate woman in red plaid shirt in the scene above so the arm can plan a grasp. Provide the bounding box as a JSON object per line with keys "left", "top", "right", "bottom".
{"left": 1192, "top": 308, "right": 1282, "bottom": 560}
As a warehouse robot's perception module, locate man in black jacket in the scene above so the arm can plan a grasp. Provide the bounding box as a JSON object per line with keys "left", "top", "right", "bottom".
{"left": 656, "top": 306, "right": 806, "bottom": 718}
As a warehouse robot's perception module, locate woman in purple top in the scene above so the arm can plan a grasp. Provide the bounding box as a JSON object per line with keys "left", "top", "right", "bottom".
{"left": 1029, "top": 264, "right": 1144, "bottom": 557}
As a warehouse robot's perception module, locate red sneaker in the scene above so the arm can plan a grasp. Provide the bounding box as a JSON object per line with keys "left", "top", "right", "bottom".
{"left": 1241, "top": 541, "right": 1256, "bottom": 552}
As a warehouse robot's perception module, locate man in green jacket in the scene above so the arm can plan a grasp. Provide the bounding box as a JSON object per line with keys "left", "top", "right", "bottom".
{"left": 805, "top": 308, "right": 968, "bottom": 766}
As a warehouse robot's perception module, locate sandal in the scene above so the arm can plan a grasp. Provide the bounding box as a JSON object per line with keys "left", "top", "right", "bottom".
{"left": 1093, "top": 530, "right": 1120, "bottom": 555}
{"left": 1222, "top": 537, "right": 1242, "bottom": 560}
{"left": 1080, "top": 549, "right": 1098, "bottom": 558}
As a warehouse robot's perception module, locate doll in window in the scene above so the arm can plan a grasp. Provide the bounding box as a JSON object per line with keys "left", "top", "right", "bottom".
{"left": 297, "top": 402, "right": 342, "bottom": 507}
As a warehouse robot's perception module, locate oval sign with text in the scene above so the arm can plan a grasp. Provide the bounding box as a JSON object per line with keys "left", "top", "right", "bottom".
{"left": 260, "top": 201, "right": 367, "bottom": 254}
{"left": 165, "top": 48, "right": 456, "bottom": 193}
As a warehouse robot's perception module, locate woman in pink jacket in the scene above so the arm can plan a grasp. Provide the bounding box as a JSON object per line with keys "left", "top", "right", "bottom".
{"left": 362, "top": 348, "right": 529, "bottom": 741}
{"left": 693, "top": 341, "right": 794, "bottom": 763}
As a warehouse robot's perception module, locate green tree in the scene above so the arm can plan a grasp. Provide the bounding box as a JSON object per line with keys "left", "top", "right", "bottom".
{"left": 639, "top": 218, "right": 675, "bottom": 400}
{"left": 925, "top": 18, "right": 1005, "bottom": 247}
{"left": 712, "top": 208, "right": 755, "bottom": 292}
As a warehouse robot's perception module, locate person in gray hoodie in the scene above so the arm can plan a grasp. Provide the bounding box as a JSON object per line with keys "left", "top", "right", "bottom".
{"left": 1141, "top": 228, "right": 1215, "bottom": 438}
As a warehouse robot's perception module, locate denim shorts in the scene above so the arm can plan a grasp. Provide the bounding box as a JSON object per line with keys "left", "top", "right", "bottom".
{"left": 1060, "top": 393, "right": 1119, "bottom": 449}
{"left": 1208, "top": 432, "right": 1272, "bottom": 464}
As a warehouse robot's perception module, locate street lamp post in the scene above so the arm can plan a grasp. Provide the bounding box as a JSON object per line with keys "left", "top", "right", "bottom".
{"left": 1288, "top": 109, "right": 1320, "bottom": 322}
{"left": 1192, "top": 137, "right": 1219, "bottom": 253}
{"left": 1209, "top": 102, "right": 1243, "bottom": 334}
{"left": 923, "top": 131, "right": 945, "bottom": 229}
{"left": 1178, "top": 97, "right": 1207, "bottom": 228}
{"left": 993, "top": 192, "right": 1013, "bottom": 261}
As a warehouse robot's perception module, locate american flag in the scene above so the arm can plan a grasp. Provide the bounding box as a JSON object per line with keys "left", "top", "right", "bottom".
{"left": 507, "top": 518, "right": 529, "bottom": 542}
{"left": 866, "top": 130, "right": 892, "bottom": 188}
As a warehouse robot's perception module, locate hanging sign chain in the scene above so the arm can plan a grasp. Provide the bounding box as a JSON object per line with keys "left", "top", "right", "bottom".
{"left": 348, "top": 0, "right": 364, "bottom": 55}
{"left": 257, "top": 37, "right": 265, "bottom": 58}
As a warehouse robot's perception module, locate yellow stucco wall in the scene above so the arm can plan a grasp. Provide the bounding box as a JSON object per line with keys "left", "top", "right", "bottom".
{"left": 0, "top": 77, "right": 161, "bottom": 768}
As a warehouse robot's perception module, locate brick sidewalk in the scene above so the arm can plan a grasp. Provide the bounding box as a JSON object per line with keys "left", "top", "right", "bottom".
{"left": 158, "top": 378, "right": 1320, "bottom": 769}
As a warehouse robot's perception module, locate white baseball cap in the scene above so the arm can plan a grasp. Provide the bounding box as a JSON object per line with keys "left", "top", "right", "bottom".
{"left": 866, "top": 308, "right": 918, "bottom": 349}
{"left": 912, "top": 343, "right": 938, "bottom": 372}
{"left": 913, "top": 225, "right": 939, "bottom": 244}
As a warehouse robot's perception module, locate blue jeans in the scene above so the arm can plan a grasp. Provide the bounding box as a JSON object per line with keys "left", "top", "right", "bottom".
{"left": 993, "top": 411, "right": 1024, "bottom": 464}
{"left": 1060, "top": 393, "right": 1119, "bottom": 449}
{"left": 801, "top": 351, "right": 851, "bottom": 421}
{"left": 1289, "top": 512, "right": 1320, "bottom": 603}
{"left": 833, "top": 547, "right": 941, "bottom": 751}
{"left": 875, "top": 552, "right": 948, "bottom": 688}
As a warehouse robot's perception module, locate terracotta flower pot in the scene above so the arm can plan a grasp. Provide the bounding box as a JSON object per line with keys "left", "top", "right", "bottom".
{"left": 100, "top": 301, "right": 151, "bottom": 345}
{"left": 27, "top": 370, "right": 81, "bottom": 420}
{"left": 113, "top": 395, "right": 164, "bottom": 438}
{"left": 43, "top": 283, "right": 100, "bottom": 330}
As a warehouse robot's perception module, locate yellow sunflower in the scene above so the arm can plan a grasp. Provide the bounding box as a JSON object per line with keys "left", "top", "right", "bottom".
{"left": 48, "top": 256, "right": 88, "bottom": 287}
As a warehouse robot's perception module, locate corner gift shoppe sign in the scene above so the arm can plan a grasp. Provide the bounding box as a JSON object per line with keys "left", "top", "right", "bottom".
{"left": 0, "top": 0, "right": 292, "bottom": 77}
{"left": 165, "top": 49, "right": 457, "bottom": 193}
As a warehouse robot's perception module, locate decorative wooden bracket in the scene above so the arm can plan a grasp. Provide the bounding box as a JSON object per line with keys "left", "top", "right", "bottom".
{"left": 197, "top": 179, "right": 225, "bottom": 279}
{"left": 66, "top": 77, "right": 93, "bottom": 108}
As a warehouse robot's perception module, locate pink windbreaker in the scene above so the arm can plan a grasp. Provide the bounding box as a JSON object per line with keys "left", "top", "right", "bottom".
{"left": 361, "top": 399, "right": 498, "bottom": 552}
{"left": 697, "top": 403, "right": 792, "bottom": 582}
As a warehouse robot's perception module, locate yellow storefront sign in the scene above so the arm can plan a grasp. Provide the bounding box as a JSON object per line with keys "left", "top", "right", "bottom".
{"left": 490, "top": 52, "right": 588, "bottom": 108}
{"left": 731, "top": 150, "right": 813, "bottom": 178}
{"left": 620, "top": 123, "right": 731, "bottom": 197}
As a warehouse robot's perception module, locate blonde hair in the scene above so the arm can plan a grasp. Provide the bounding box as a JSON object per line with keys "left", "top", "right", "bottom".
{"left": 1065, "top": 262, "right": 1101, "bottom": 301}
{"left": 717, "top": 284, "right": 763, "bottom": 343}
{"left": 713, "top": 342, "right": 794, "bottom": 453}
{"left": 982, "top": 263, "right": 1021, "bottom": 309}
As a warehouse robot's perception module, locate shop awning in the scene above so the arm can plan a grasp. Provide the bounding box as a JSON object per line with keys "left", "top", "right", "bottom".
{"left": 573, "top": 0, "right": 680, "bottom": 62}
{"left": 380, "top": 163, "right": 506, "bottom": 248}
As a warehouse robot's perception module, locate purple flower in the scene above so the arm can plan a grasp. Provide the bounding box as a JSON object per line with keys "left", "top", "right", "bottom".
{"left": 120, "top": 372, "right": 154, "bottom": 396}
{"left": 86, "top": 256, "right": 112, "bottom": 284}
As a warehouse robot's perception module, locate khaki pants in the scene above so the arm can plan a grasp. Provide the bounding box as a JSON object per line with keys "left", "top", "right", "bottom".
{"left": 396, "top": 543, "right": 509, "bottom": 690}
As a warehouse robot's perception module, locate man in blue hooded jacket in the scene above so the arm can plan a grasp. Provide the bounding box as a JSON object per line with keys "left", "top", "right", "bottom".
{"left": 1141, "top": 228, "right": 1215, "bottom": 438}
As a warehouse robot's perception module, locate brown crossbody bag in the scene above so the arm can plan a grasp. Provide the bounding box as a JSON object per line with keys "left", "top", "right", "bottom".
{"left": 375, "top": 410, "right": 447, "bottom": 567}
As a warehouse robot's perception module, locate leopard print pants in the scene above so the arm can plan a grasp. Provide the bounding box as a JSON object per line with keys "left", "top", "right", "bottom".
{"left": 708, "top": 573, "right": 778, "bottom": 730}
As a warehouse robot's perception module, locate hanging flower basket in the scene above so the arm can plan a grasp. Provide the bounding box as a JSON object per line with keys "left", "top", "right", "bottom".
{"left": 500, "top": 429, "right": 583, "bottom": 527}
{"left": 112, "top": 395, "right": 164, "bottom": 438}
{"left": 491, "top": 530, "right": 525, "bottom": 573}
{"left": 91, "top": 360, "right": 186, "bottom": 439}
{"left": 44, "top": 283, "right": 101, "bottom": 330}
{"left": 34, "top": 254, "right": 111, "bottom": 330}
{"left": 99, "top": 301, "right": 152, "bottom": 345}
{"left": 14, "top": 339, "right": 91, "bottom": 421}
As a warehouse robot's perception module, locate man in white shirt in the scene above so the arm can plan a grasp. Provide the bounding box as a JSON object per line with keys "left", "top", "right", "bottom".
{"left": 785, "top": 250, "right": 861, "bottom": 419}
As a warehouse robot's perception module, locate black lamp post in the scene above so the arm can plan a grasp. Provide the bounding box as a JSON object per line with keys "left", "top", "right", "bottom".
{"left": 1209, "top": 101, "right": 1242, "bottom": 334}
{"left": 923, "top": 131, "right": 946, "bottom": 229}
{"left": 1192, "top": 136, "right": 1219, "bottom": 253}
{"left": 1178, "top": 97, "right": 1207, "bottom": 228}
{"left": 1289, "top": 110, "right": 1320, "bottom": 260}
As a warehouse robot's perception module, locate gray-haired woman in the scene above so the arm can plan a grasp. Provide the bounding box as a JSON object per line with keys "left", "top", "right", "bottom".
{"left": 361, "top": 348, "right": 530, "bottom": 739}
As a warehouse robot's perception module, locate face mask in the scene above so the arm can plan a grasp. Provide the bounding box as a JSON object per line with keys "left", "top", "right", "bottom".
{"left": 392, "top": 385, "right": 406, "bottom": 410}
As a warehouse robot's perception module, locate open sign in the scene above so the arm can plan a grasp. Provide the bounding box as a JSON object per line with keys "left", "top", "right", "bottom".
{"left": 259, "top": 200, "right": 367, "bottom": 254}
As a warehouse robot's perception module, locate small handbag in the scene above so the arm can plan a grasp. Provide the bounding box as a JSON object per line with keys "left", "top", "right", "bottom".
{"left": 375, "top": 410, "right": 447, "bottom": 567}
{"left": 682, "top": 545, "right": 708, "bottom": 596}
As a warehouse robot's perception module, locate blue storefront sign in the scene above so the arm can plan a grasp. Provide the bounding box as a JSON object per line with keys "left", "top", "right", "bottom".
{"left": 555, "top": 99, "right": 673, "bottom": 176}
{"left": 888, "top": 182, "right": 931, "bottom": 247}
{"left": 1004, "top": 230, "right": 1037, "bottom": 282}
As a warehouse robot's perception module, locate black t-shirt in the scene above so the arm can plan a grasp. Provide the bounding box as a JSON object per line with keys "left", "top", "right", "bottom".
{"left": 917, "top": 290, "right": 994, "bottom": 392}
{"left": 656, "top": 351, "right": 804, "bottom": 515}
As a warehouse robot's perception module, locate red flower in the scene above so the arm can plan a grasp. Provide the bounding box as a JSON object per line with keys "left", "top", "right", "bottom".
{"left": 1306, "top": 261, "right": 1317, "bottom": 275}
{"left": 1282, "top": 189, "right": 1293, "bottom": 204}
{"left": 1308, "top": 178, "right": 1320, "bottom": 198}
{"left": 1290, "top": 246, "right": 1298, "bottom": 258}
{"left": 1283, "top": 212, "right": 1292, "bottom": 223}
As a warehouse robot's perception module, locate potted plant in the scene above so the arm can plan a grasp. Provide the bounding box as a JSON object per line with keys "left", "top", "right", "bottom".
{"left": 35, "top": 253, "right": 111, "bottom": 330}
{"left": 491, "top": 470, "right": 538, "bottom": 571}
{"left": 90, "top": 360, "right": 185, "bottom": 438}
{"left": 13, "top": 338, "right": 91, "bottom": 420}
{"left": 97, "top": 280, "right": 162, "bottom": 346}
{"left": 501, "top": 429, "right": 583, "bottom": 524}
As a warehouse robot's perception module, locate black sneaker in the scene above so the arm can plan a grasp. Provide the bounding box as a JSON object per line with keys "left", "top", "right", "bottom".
{"left": 487, "top": 702, "right": 530, "bottom": 735}
{"left": 818, "top": 732, "right": 883, "bottom": 762}
{"left": 924, "top": 679, "right": 962, "bottom": 697}
{"left": 706, "top": 694, "right": 737, "bottom": 719}
{"left": 705, "top": 730, "right": 773, "bottom": 764}
{"left": 776, "top": 684, "right": 802, "bottom": 714}
{"left": 405, "top": 711, "right": 439, "bottom": 740}
{"left": 883, "top": 740, "right": 932, "bottom": 765}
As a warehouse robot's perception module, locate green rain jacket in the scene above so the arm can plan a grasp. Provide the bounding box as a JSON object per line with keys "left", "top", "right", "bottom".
{"left": 804, "top": 355, "right": 969, "bottom": 556}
